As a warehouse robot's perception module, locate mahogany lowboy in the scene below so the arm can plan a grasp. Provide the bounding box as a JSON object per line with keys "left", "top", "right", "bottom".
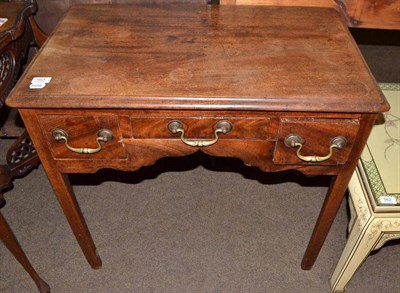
{"left": 7, "top": 4, "right": 389, "bottom": 272}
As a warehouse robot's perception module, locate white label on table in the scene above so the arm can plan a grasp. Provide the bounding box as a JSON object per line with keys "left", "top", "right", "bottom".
{"left": 29, "top": 77, "right": 52, "bottom": 89}
{"left": 29, "top": 83, "right": 46, "bottom": 89}
{"left": 0, "top": 18, "right": 8, "bottom": 26}
{"left": 379, "top": 196, "right": 397, "bottom": 205}
{"left": 31, "top": 77, "right": 52, "bottom": 84}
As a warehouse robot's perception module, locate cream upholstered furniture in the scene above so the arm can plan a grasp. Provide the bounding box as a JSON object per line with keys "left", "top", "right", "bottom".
{"left": 330, "top": 83, "right": 400, "bottom": 292}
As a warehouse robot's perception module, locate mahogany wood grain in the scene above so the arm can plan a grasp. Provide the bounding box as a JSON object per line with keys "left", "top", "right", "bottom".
{"left": 34, "top": 0, "right": 400, "bottom": 32}
{"left": 46, "top": 172, "right": 102, "bottom": 269}
{"left": 0, "top": 3, "right": 26, "bottom": 33}
{"left": 274, "top": 118, "right": 360, "bottom": 165}
{"left": 8, "top": 4, "right": 390, "bottom": 276}
{"left": 20, "top": 109, "right": 104, "bottom": 269}
{"left": 221, "top": 0, "right": 336, "bottom": 7}
{"left": 34, "top": 0, "right": 208, "bottom": 35}
{"left": 301, "top": 113, "right": 377, "bottom": 269}
{"left": 130, "top": 117, "right": 275, "bottom": 140}
{"left": 7, "top": 5, "right": 387, "bottom": 113}
{"left": 344, "top": 0, "right": 400, "bottom": 29}
{"left": 220, "top": 0, "right": 400, "bottom": 29}
{"left": 37, "top": 114, "right": 127, "bottom": 160}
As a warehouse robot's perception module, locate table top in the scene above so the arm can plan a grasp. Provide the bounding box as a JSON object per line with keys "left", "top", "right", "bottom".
{"left": 0, "top": 2, "right": 36, "bottom": 42}
{"left": 7, "top": 4, "right": 389, "bottom": 113}
{"left": 0, "top": 2, "right": 25, "bottom": 33}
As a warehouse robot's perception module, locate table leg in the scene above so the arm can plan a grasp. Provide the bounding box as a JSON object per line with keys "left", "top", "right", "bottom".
{"left": 301, "top": 171, "right": 353, "bottom": 270}
{"left": 44, "top": 171, "right": 102, "bottom": 269}
{"left": 0, "top": 211, "right": 50, "bottom": 293}
{"left": 301, "top": 114, "right": 377, "bottom": 270}
{"left": 19, "top": 110, "right": 102, "bottom": 269}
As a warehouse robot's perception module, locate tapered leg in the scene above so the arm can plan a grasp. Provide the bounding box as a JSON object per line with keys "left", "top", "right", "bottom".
{"left": 19, "top": 110, "right": 102, "bottom": 269}
{"left": 0, "top": 211, "right": 50, "bottom": 293}
{"left": 301, "top": 172, "right": 352, "bottom": 270}
{"left": 43, "top": 171, "right": 102, "bottom": 269}
{"left": 301, "top": 114, "right": 378, "bottom": 270}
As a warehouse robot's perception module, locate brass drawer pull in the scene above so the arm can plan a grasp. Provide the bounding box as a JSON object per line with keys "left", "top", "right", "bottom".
{"left": 52, "top": 129, "right": 114, "bottom": 154}
{"left": 284, "top": 134, "right": 347, "bottom": 162}
{"left": 168, "top": 120, "right": 232, "bottom": 147}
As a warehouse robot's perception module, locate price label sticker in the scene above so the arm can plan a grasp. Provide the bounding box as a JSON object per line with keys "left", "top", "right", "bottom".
{"left": 29, "top": 83, "right": 46, "bottom": 89}
{"left": 29, "top": 77, "right": 52, "bottom": 89}
{"left": 0, "top": 18, "right": 8, "bottom": 27}
{"left": 379, "top": 196, "right": 397, "bottom": 205}
{"left": 31, "top": 77, "right": 52, "bottom": 84}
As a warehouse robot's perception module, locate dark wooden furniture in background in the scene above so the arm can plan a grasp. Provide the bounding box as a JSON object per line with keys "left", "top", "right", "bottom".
{"left": 220, "top": 0, "right": 400, "bottom": 30}
{"left": 0, "top": 1, "right": 50, "bottom": 292}
{"left": 7, "top": 4, "right": 389, "bottom": 273}
{"left": 32, "top": 0, "right": 400, "bottom": 35}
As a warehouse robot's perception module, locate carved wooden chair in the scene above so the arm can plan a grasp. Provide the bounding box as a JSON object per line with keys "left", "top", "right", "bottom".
{"left": 0, "top": 1, "right": 50, "bottom": 292}
{"left": 330, "top": 83, "right": 400, "bottom": 292}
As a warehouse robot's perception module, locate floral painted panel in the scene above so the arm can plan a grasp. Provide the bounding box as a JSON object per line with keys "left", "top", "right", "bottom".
{"left": 360, "top": 83, "right": 400, "bottom": 206}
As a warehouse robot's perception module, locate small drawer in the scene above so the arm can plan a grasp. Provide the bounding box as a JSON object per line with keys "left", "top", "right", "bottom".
{"left": 38, "top": 114, "right": 127, "bottom": 160}
{"left": 130, "top": 117, "right": 278, "bottom": 140}
{"left": 274, "top": 118, "right": 360, "bottom": 165}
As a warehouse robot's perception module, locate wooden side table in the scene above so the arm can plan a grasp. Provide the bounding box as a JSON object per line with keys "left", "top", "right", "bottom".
{"left": 0, "top": 1, "right": 49, "bottom": 292}
{"left": 6, "top": 3, "right": 390, "bottom": 278}
{"left": 330, "top": 83, "right": 400, "bottom": 292}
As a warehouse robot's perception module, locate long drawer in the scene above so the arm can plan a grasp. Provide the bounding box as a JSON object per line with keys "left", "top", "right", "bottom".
{"left": 130, "top": 116, "right": 277, "bottom": 140}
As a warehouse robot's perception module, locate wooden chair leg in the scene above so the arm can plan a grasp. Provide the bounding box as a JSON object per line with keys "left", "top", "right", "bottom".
{"left": 1, "top": 4, "right": 49, "bottom": 291}
{"left": 29, "top": 16, "right": 48, "bottom": 48}
{"left": 0, "top": 130, "right": 40, "bottom": 205}
{"left": 5, "top": 131, "right": 40, "bottom": 181}
{"left": 0, "top": 166, "right": 12, "bottom": 207}
{"left": 0, "top": 211, "right": 50, "bottom": 293}
{"left": 0, "top": 131, "right": 46, "bottom": 291}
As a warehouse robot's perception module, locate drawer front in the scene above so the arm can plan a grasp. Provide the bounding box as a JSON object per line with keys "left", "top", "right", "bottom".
{"left": 274, "top": 118, "right": 360, "bottom": 165}
{"left": 38, "top": 115, "right": 127, "bottom": 160}
{"left": 130, "top": 117, "right": 277, "bottom": 140}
